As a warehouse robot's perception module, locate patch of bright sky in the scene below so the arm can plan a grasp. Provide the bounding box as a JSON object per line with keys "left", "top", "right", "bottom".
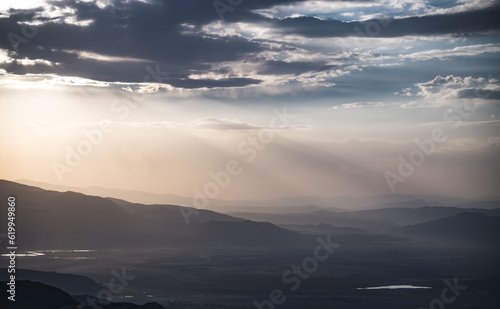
{"left": 0, "top": 0, "right": 46, "bottom": 11}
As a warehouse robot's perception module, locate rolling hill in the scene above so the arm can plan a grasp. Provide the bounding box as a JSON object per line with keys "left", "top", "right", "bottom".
{"left": 0, "top": 268, "right": 103, "bottom": 297}
{"left": 396, "top": 212, "right": 500, "bottom": 245}
{"left": 0, "top": 180, "right": 303, "bottom": 249}
{"left": 0, "top": 280, "right": 166, "bottom": 309}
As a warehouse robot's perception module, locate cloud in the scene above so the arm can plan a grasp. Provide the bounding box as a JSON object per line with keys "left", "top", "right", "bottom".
{"left": 422, "top": 119, "right": 500, "bottom": 127}
{"left": 62, "top": 50, "right": 151, "bottom": 63}
{"left": 398, "top": 74, "right": 500, "bottom": 103}
{"left": 456, "top": 89, "right": 500, "bottom": 100}
{"left": 23, "top": 117, "right": 312, "bottom": 132}
{"left": 403, "top": 43, "right": 500, "bottom": 61}
{"left": 0, "top": 0, "right": 499, "bottom": 100}
{"left": 0, "top": 0, "right": 268, "bottom": 88}
{"left": 266, "top": 4, "right": 500, "bottom": 38}
{"left": 253, "top": 0, "right": 498, "bottom": 21}
{"left": 190, "top": 117, "right": 312, "bottom": 131}
{"left": 190, "top": 117, "right": 262, "bottom": 131}
{"left": 331, "top": 102, "right": 385, "bottom": 109}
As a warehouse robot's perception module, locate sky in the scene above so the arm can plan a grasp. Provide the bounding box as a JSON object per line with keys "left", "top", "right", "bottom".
{"left": 0, "top": 0, "right": 499, "bottom": 200}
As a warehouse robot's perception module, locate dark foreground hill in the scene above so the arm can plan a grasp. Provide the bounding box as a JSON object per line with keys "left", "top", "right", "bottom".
{"left": 0, "top": 280, "right": 166, "bottom": 309}
{"left": 0, "top": 268, "right": 103, "bottom": 297}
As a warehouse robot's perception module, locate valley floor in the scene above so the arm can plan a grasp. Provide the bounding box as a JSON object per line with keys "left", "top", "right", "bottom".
{"left": 14, "top": 243, "right": 500, "bottom": 309}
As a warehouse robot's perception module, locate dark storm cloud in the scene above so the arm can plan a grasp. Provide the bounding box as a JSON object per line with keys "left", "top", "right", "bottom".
{"left": 0, "top": 0, "right": 499, "bottom": 89}
{"left": 0, "top": 0, "right": 281, "bottom": 87}
{"left": 270, "top": 4, "right": 500, "bottom": 38}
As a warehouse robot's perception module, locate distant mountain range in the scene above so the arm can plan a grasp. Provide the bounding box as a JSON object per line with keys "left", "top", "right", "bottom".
{"left": 229, "top": 210, "right": 397, "bottom": 230}
{"left": 396, "top": 212, "right": 500, "bottom": 245}
{"left": 338, "top": 206, "right": 500, "bottom": 226}
{"left": 0, "top": 180, "right": 306, "bottom": 249}
{"left": 1, "top": 179, "right": 499, "bottom": 249}
{"left": 15, "top": 179, "right": 499, "bottom": 212}
{"left": 229, "top": 206, "right": 500, "bottom": 230}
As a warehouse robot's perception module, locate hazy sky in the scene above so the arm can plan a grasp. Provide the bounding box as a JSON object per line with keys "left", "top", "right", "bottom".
{"left": 1, "top": 0, "right": 499, "bottom": 200}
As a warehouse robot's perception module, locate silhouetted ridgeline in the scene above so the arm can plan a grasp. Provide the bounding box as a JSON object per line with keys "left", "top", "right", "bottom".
{"left": 0, "top": 180, "right": 309, "bottom": 249}
{"left": 0, "top": 280, "right": 166, "bottom": 309}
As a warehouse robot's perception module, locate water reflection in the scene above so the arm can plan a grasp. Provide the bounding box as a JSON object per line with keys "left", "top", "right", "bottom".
{"left": 357, "top": 285, "right": 432, "bottom": 290}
